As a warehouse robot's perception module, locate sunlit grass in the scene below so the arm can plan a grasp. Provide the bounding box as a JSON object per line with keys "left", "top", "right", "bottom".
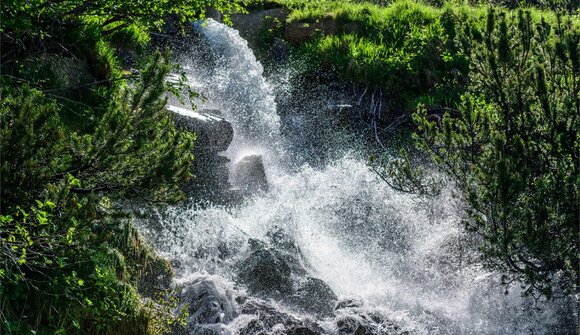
{"left": 264, "top": 0, "right": 578, "bottom": 108}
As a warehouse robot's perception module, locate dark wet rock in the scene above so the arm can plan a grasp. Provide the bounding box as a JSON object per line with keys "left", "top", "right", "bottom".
{"left": 290, "top": 277, "right": 338, "bottom": 317}
{"left": 177, "top": 276, "right": 238, "bottom": 326}
{"left": 169, "top": 105, "right": 234, "bottom": 153}
{"left": 264, "top": 228, "right": 307, "bottom": 276}
{"left": 238, "top": 231, "right": 337, "bottom": 316}
{"left": 168, "top": 105, "right": 234, "bottom": 202}
{"left": 232, "top": 154, "right": 269, "bottom": 194}
{"left": 335, "top": 298, "right": 364, "bottom": 311}
{"left": 238, "top": 299, "right": 323, "bottom": 335}
{"left": 334, "top": 311, "right": 404, "bottom": 335}
{"left": 191, "top": 323, "right": 232, "bottom": 335}
{"left": 237, "top": 248, "right": 292, "bottom": 295}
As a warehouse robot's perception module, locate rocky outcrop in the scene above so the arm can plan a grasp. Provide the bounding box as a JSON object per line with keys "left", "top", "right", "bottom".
{"left": 236, "top": 229, "right": 338, "bottom": 317}
{"left": 171, "top": 227, "right": 408, "bottom": 335}
{"left": 237, "top": 299, "right": 324, "bottom": 334}
{"left": 176, "top": 276, "right": 238, "bottom": 335}
{"left": 175, "top": 275, "right": 324, "bottom": 335}
{"left": 168, "top": 105, "right": 234, "bottom": 201}
{"left": 237, "top": 247, "right": 293, "bottom": 296}
{"left": 289, "top": 277, "right": 338, "bottom": 317}
{"left": 169, "top": 105, "right": 234, "bottom": 153}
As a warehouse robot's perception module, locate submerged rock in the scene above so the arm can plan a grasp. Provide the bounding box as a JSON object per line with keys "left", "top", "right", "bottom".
{"left": 177, "top": 276, "right": 238, "bottom": 327}
{"left": 290, "top": 277, "right": 338, "bottom": 317}
{"left": 238, "top": 299, "right": 323, "bottom": 335}
{"left": 232, "top": 154, "right": 269, "bottom": 194}
{"left": 237, "top": 248, "right": 293, "bottom": 296}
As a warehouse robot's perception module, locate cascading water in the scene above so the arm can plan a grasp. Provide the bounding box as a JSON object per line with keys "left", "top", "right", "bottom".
{"left": 138, "top": 20, "right": 577, "bottom": 334}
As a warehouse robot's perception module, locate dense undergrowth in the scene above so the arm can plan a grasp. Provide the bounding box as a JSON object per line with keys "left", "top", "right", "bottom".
{"left": 260, "top": 0, "right": 578, "bottom": 109}
{"left": 0, "top": 1, "right": 247, "bottom": 334}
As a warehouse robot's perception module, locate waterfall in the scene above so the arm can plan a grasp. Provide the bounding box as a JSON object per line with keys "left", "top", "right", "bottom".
{"left": 138, "top": 19, "right": 576, "bottom": 335}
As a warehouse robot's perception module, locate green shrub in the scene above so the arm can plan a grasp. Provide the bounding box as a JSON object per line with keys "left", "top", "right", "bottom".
{"left": 381, "top": 8, "right": 579, "bottom": 297}
{"left": 0, "top": 51, "right": 195, "bottom": 334}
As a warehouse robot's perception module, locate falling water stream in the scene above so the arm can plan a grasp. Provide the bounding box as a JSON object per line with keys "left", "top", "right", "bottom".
{"left": 137, "top": 20, "right": 577, "bottom": 334}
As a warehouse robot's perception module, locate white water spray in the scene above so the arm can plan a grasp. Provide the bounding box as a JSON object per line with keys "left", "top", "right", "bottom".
{"left": 140, "top": 19, "right": 577, "bottom": 335}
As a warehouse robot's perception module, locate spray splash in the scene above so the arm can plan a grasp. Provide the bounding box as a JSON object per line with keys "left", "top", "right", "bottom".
{"left": 139, "top": 19, "right": 577, "bottom": 334}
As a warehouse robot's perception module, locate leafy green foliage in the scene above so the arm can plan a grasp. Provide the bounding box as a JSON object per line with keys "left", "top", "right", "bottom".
{"left": 262, "top": 0, "right": 576, "bottom": 109}
{"left": 0, "top": 0, "right": 247, "bottom": 332}
{"left": 0, "top": 0, "right": 245, "bottom": 38}
{"left": 1, "top": 51, "right": 194, "bottom": 210}
{"left": 1, "top": 51, "right": 194, "bottom": 334}
{"left": 386, "top": 8, "right": 578, "bottom": 297}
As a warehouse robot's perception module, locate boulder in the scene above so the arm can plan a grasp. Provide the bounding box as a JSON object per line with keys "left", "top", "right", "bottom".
{"left": 237, "top": 248, "right": 292, "bottom": 296}
{"left": 232, "top": 154, "right": 269, "bottom": 194}
{"left": 238, "top": 299, "right": 323, "bottom": 335}
{"left": 290, "top": 277, "right": 338, "bottom": 317}
{"left": 168, "top": 105, "right": 234, "bottom": 153}
{"left": 177, "top": 276, "right": 238, "bottom": 326}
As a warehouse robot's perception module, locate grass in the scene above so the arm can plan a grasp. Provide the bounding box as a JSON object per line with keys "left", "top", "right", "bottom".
{"left": 257, "top": 0, "right": 579, "bottom": 109}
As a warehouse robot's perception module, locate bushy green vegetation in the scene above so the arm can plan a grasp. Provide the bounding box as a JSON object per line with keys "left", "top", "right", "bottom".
{"left": 295, "top": 1, "right": 472, "bottom": 108}
{"left": 376, "top": 8, "right": 579, "bottom": 297}
{"left": 0, "top": 0, "right": 247, "bottom": 334}
{"left": 261, "top": 0, "right": 576, "bottom": 108}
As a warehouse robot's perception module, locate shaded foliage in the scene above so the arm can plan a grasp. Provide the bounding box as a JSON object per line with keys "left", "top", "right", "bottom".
{"left": 1, "top": 52, "right": 193, "bottom": 334}
{"left": 0, "top": 0, "right": 249, "bottom": 334}
{"left": 380, "top": 8, "right": 579, "bottom": 297}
